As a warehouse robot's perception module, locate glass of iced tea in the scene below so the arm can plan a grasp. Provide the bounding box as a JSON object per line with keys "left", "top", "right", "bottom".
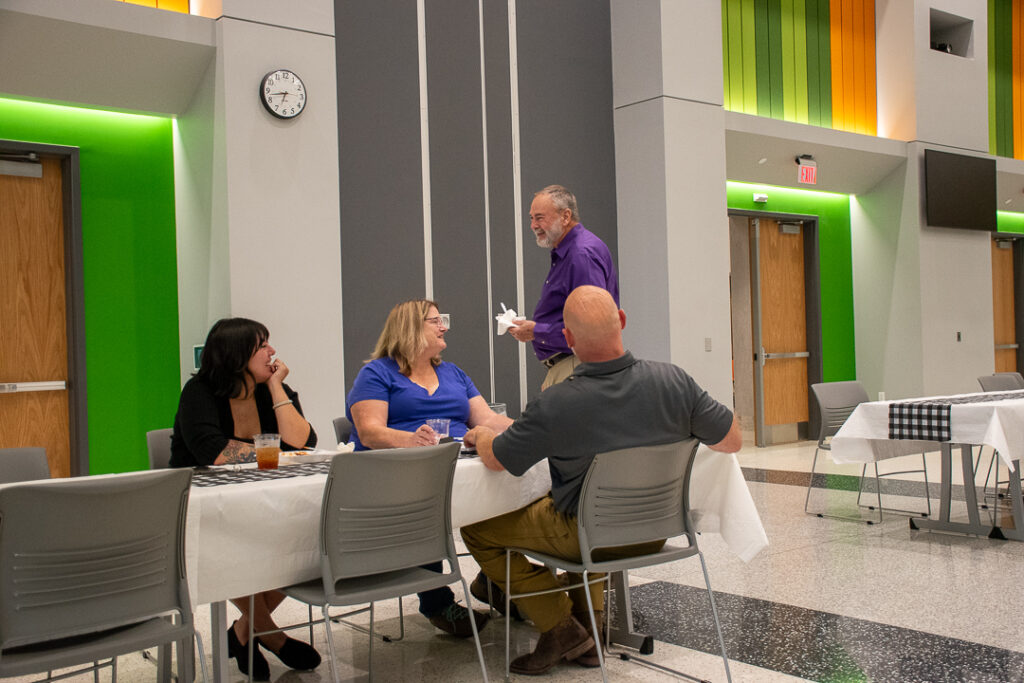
{"left": 254, "top": 433, "right": 281, "bottom": 470}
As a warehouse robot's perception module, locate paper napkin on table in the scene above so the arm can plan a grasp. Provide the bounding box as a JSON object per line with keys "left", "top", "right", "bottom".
{"left": 495, "top": 308, "right": 525, "bottom": 335}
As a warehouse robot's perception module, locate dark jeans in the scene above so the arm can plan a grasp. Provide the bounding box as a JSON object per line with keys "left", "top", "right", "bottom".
{"left": 416, "top": 561, "right": 455, "bottom": 616}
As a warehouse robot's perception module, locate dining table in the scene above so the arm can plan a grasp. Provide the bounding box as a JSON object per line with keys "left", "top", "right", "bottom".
{"left": 829, "top": 389, "right": 1024, "bottom": 540}
{"left": 185, "top": 446, "right": 768, "bottom": 682}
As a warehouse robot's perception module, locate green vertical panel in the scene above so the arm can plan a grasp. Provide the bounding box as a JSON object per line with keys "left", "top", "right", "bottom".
{"left": 726, "top": 182, "right": 856, "bottom": 382}
{"left": 996, "top": 0, "right": 1014, "bottom": 158}
{"left": 727, "top": 0, "right": 747, "bottom": 112}
{"left": 794, "top": 0, "right": 809, "bottom": 124}
{"left": 742, "top": 0, "right": 760, "bottom": 113}
{"left": 722, "top": 0, "right": 730, "bottom": 110}
{"left": 780, "top": 0, "right": 797, "bottom": 121}
{"left": 806, "top": 0, "right": 822, "bottom": 125}
{"left": 989, "top": 0, "right": 998, "bottom": 154}
{"left": 755, "top": 0, "right": 773, "bottom": 115}
{"left": 768, "top": 0, "right": 785, "bottom": 118}
{"left": 817, "top": 0, "right": 833, "bottom": 127}
{"left": 0, "top": 97, "right": 180, "bottom": 475}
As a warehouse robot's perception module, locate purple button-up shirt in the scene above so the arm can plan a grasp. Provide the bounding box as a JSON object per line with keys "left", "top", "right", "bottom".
{"left": 531, "top": 223, "right": 619, "bottom": 361}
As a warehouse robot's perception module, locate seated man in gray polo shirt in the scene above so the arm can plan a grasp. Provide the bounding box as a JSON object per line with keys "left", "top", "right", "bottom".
{"left": 462, "top": 285, "right": 741, "bottom": 676}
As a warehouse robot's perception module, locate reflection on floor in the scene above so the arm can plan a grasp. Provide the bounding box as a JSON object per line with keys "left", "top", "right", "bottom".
{"left": 23, "top": 440, "right": 1024, "bottom": 682}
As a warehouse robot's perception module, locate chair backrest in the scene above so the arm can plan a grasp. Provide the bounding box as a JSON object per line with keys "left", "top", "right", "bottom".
{"left": 576, "top": 438, "right": 700, "bottom": 565}
{"left": 0, "top": 468, "right": 193, "bottom": 650}
{"left": 810, "top": 381, "right": 869, "bottom": 445}
{"left": 319, "top": 442, "right": 459, "bottom": 585}
{"left": 978, "top": 373, "right": 1024, "bottom": 392}
{"left": 332, "top": 416, "right": 353, "bottom": 445}
{"left": 0, "top": 447, "right": 50, "bottom": 484}
{"left": 146, "top": 428, "right": 174, "bottom": 469}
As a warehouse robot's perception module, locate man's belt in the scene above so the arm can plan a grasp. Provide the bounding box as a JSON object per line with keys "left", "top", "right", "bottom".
{"left": 541, "top": 352, "right": 573, "bottom": 369}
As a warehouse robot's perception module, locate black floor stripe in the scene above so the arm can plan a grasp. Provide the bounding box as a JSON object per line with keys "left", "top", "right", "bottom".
{"left": 625, "top": 581, "right": 1024, "bottom": 683}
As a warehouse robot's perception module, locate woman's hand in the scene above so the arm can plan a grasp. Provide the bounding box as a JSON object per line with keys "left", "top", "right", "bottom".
{"left": 412, "top": 423, "right": 440, "bottom": 446}
{"left": 268, "top": 357, "right": 290, "bottom": 387}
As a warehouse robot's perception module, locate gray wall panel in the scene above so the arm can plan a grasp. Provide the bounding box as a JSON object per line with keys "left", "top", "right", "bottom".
{"left": 517, "top": 0, "right": 619, "bottom": 395}
{"left": 425, "top": 0, "right": 492, "bottom": 399}
{"left": 337, "top": 0, "right": 425, "bottom": 386}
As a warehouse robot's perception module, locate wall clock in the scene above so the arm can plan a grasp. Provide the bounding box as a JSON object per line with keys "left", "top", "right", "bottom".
{"left": 260, "top": 69, "right": 307, "bottom": 119}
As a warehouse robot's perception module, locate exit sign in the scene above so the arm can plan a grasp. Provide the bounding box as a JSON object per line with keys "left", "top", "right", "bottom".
{"left": 798, "top": 162, "right": 817, "bottom": 185}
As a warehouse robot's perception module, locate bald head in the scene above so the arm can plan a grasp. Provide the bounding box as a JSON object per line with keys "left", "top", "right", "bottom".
{"left": 563, "top": 286, "right": 625, "bottom": 362}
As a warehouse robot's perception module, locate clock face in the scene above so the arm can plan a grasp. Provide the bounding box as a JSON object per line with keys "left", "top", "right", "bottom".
{"left": 260, "top": 70, "right": 307, "bottom": 119}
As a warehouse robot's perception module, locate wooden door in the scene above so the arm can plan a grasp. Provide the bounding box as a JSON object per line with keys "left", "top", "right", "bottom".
{"left": 992, "top": 239, "right": 1017, "bottom": 373}
{"left": 0, "top": 157, "right": 70, "bottom": 477}
{"left": 753, "top": 218, "right": 809, "bottom": 442}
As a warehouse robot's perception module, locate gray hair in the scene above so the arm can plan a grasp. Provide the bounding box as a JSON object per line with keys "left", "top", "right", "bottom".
{"left": 535, "top": 184, "right": 580, "bottom": 223}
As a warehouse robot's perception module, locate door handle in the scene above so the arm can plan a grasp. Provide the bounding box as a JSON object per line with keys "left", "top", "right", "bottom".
{"left": 0, "top": 381, "right": 66, "bottom": 393}
{"left": 762, "top": 351, "right": 810, "bottom": 360}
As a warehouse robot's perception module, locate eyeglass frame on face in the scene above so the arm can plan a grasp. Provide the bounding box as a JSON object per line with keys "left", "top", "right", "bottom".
{"left": 424, "top": 313, "right": 450, "bottom": 329}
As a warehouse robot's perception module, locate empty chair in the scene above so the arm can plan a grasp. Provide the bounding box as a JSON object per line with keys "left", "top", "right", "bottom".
{"left": 0, "top": 447, "right": 50, "bottom": 484}
{"left": 0, "top": 468, "right": 207, "bottom": 683}
{"left": 975, "top": 373, "right": 1024, "bottom": 507}
{"left": 259, "top": 442, "right": 487, "bottom": 682}
{"left": 332, "top": 416, "right": 353, "bottom": 446}
{"left": 146, "top": 428, "right": 174, "bottom": 469}
{"left": 503, "top": 438, "right": 730, "bottom": 683}
{"left": 805, "top": 381, "right": 931, "bottom": 523}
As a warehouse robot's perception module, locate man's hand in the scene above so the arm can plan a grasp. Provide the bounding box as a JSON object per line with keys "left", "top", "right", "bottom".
{"left": 508, "top": 319, "right": 536, "bottom": 342}
{"left": 465, "top": 426, "right": 504, "bottom": 471}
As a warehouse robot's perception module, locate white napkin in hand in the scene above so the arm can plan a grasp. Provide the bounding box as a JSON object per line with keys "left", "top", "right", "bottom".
{"left": 495, "top": 308, "right": 525, "bottom": 335}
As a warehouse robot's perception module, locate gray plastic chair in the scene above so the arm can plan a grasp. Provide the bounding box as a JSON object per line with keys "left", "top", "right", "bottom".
{"left": 975, "top": 373, "right": 1024, "bottom": 508}
{"left": 332, "top": 416, "right": 353, "bottom": 446}
{"left": 265, "top": 442, "right": 487, "bottom": 683}
{"left": 146, "top": 428, "right": 174, "bottom": 469}
{"left": 503, "top": 438, "right": 730, "bottom": 683}
{"left": 0, "top": 468, "right": 207, "bottom": 683}
{"left": 804, "top": 381, "right": 931, "bottom": 523}
{"left": 0, "top": 447, "right": 50, "bottom": 484}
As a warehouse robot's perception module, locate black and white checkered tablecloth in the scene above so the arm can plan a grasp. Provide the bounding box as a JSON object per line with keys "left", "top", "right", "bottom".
{"left": 190, "top": 460, "right": 331, "bottom": 487}
{"left": 887, "top": 390, "right": 1024, "bottom": 442}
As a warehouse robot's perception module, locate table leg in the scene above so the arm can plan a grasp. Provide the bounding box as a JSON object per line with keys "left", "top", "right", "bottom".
{"left": 911, "top": 444, "right": 993, "bottom": 537}
{"left": 608, "top": 571, "right": 654, "bottom": 655}
{"left": 210, "top": 601, "right": 229, "bottom": 683}
{"left": 989, "top": 459, "right": 1024, "bottom": 541}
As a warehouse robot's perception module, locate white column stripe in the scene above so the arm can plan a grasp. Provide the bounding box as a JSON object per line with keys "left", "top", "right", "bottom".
{"left": 417, "top": 0, "right": 433, "bottom": 298}
{"left": 478, "top": 0, "right": 496, "bottom": 402}
{"left": 508, "top": 0, "right": 528, "bottom": 411}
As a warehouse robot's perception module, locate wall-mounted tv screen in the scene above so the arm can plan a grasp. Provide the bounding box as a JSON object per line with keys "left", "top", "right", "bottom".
{"left": 924, "top": 149, "right": 997, "bottom": 231}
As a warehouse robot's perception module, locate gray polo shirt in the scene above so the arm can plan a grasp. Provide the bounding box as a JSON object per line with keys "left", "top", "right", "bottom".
{"left": 492, "top": 351, "right": 734, "bottom": 514}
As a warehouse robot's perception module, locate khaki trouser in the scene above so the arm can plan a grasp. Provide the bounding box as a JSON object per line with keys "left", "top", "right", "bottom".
{"left": 460, "top": 495, "right": 664, "bottom": 632}
{"left": 540, "top": 354, "right": 580, "bottom": 391}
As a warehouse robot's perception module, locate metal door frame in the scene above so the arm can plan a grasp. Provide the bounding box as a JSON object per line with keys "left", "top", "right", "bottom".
{"left": 1, "top": 139, "right": 87, "bottom": 475}
{"left": 732, "top": 210, "right": 823, "bottom": 447}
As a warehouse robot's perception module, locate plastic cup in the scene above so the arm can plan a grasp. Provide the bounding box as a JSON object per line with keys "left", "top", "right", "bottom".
{"left": 254, "top": 433, "right": 280, "bottom": 470}
{"left": 425, "top": 418, "right": 450, "bottom": 444}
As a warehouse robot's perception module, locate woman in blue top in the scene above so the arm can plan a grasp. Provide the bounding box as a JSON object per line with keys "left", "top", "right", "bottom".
{"left": 347, "top": 299, "right": 512, "bottom": 637}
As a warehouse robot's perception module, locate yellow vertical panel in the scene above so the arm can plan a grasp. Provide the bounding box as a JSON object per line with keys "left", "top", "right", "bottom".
{"left": 841, "top": 0, "right": 856, "bottom": 133}
{"left": 157, "top": 0, "right": 189, "bottom": 12}
{"left": 830, "top": 0, "right": 845, "bottom": 130}
{"left": 851, "top": 0, "right": 866, "bottom": 134}
{"left": 122, "top": 0, "right": 158, "bottom": 6}
{"left": 1017, "top": 0, "right": 1024, "bottom": 159}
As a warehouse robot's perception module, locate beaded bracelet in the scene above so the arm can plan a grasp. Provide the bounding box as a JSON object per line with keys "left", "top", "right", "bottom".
{"left": 272, "top": 399, "right": 293, "bottom": 410}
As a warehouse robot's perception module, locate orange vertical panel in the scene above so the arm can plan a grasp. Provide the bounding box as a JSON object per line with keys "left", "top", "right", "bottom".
{"left": 830, "top": 0, "right": 845, "bottom": 129}
{"left": 862, "top": 0, "right": 876, "bottom": 135}
{"left": 1017, "top": 0, "right": 1024, "bottom": 159}
{"left": 157, "top": 0, "right": 189, "bottom": 12}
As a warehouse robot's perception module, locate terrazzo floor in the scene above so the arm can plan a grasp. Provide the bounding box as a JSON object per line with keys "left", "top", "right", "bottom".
{"left": 20, "top": 440, "right": 1024, "bottom": 682}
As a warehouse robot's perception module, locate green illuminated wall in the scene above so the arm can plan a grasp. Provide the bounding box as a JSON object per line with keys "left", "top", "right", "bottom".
{"left": 0, "top": 97, "right": 179, "bottom": 474}
{"left": 727, "top": 182, "right": 856, "bottom": 382}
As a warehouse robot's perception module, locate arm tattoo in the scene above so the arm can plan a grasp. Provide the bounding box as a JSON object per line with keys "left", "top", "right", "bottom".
{"left": 220, "top": 440, "right": 256, "bottom": 464}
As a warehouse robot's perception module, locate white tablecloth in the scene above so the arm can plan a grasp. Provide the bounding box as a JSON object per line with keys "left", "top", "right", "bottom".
{"left": 831, "top": 391, "right": 1024, "bottom": 470}
{"left": 185, "top": 448, "right": 767, "bottom": 606}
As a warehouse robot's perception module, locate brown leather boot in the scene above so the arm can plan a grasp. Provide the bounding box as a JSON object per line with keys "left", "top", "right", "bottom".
{"left": 571, "top": 610, "right": 604, "bottom": 667}
{"left": 509, "top": 615, "right": 595, "bottom": 676}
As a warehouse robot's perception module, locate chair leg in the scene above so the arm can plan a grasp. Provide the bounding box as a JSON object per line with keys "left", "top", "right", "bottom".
{"left": 195, "top": 631, "right": 210, "bottom": 683}
{"left": 581, "top": 570, "right": 608, "bottom": 683}
{"left": 505, "top": 550, "right": 512, "bottom": 681}
{"left": 460, "top": 575, "right": 490, "bottom": 682}
{"left": 368, "top": 602, "right": 376, "bottom": 683}
{"left": 321, "top": 603, "right": 340, "bottom": 683}
{"left": 921, "top": 453, "right": 932, "bottom": 518}
{"left": 698, "top": 551, "right": 733, "bottom": 683}
{"left": 803, "top": 446, "right": 822, "bottom": 515}
{"left": 806, "top": 447, "right": 875, "bottom": 524}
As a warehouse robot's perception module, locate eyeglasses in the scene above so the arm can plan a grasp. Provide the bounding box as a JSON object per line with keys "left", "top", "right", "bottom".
{"left": 424, "top": 313, "right": 450, "bottom": 329}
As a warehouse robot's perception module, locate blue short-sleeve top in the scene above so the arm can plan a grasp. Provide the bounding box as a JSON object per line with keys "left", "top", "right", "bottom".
{"left": 345, "top": 357, "right": 481, "bottom": 450}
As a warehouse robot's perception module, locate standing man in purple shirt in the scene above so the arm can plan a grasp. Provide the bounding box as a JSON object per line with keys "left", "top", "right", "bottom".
{"left": 508, "top": 185, "right": 619, "bottom": 390}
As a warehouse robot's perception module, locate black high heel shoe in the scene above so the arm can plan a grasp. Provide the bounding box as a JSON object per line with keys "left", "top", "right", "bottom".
{"left": 258, "top": 636, "right": 322, "bottom": 670}
{"left": 227, "top": 623, "right": 270, "bottom": 681}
